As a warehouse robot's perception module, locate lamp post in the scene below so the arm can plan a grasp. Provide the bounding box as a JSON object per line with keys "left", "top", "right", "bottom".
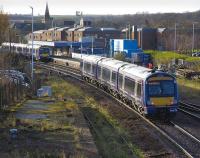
{"left": 30, "top": 6, "right": 34, "bottom": 81}
{"left": 192, "top": 23, "right": 195, "bottom": 52}
{"left": 125, "top": 25, "right": 128, "bottom": 39}
{"left": 92, "top": 36, "right": 94, "bottom": 55}
{"left": 192, "top": 22, "right": 198, "bottom": 52}
{"left": 141, "top": 28, "right": 143, "bottom": 50}
{"left": 81, "top": 41, "right": 82, "bottom": 58}
{"left": 174, "top": 23, "right": 177, "bottom": 51}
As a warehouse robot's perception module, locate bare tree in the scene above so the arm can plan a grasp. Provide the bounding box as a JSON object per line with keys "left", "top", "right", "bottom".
{"left": 0, "top": 11, "right": 9, "bottom": 45}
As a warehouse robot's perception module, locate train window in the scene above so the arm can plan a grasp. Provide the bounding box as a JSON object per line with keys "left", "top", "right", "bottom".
{"left": 136, "top": 83, "right": 141, "bottom": 97}
{"left": 112, "top": 71, "right": 116, "bottom": 83}
{"left": 124, "top": 77, "right": 135, "bottom": 94}
{"left": 80, "top": 61, "right": 84, "bottom": 71}
{"left": 97, "top": 66, "right": 101, "bottom": 78}
{"left": 17, "top": 47, "right": 22, "bottom": 51}
{"left": 102, "top": 68, "right": 111, "bottom": 81}
{"left": 92, "top": 64, "right": 96, "bottom": 75}
{"left": 84, "top": 62, "right": 91, "bottom": 73}
{"left": 118, "top": 74, "right": 123, "bottom": 89}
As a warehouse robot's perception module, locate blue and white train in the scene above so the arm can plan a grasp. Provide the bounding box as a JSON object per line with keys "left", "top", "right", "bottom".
{"left": 1, "top": 43, "right": 52, "bottom": 61}
{"left": 80, "top": 55, "right": 178, "bottom": 118}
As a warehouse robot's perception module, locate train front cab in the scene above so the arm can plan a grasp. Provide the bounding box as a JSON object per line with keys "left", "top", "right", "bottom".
{"left": 39, "top": 47, "right": 53, "bottom": 62}
{"left": 143, "top": 73, "right": 178, "bottom": 118}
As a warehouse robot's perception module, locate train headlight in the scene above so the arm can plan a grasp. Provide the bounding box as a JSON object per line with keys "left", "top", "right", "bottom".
{"left": 147, "top": 100, "right": 154, "bottom": 105}
{"left": 171, "top": 99, "right": 177, "bottom": 105}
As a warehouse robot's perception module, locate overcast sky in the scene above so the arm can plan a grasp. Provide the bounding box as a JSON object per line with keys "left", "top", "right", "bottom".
{"left": 0, "top": 0, "right": 199, "bottom": 15}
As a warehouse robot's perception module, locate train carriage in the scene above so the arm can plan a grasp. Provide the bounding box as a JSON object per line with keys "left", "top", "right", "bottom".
{"left": 1, "top": 42, "right": 51, "bottom": 61}
{"left": 81, "top": 55, "right": 105, "bottom": 80}
{"left": 81, "top": 55, "right": 178, "bottom": 118}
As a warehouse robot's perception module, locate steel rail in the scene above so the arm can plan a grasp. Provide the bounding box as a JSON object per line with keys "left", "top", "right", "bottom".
{"left": 170, "top": 121, "right": 200, "bottom": 144}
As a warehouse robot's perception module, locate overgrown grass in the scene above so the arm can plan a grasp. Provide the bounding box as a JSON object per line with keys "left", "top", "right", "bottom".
{"left": 145, "top": 50, "right": 200, "bottom": 64}
{"left": 178, "top": 78, "right": 200, "bottom": 90}
{"left": 178, "top": 78, "right": 200, "bottom": 103}
{"left": 145, "top": 50, "right": 187, "bottom": 64}
{"left": 46, "top": 76, "right": 84, "bottom": 99}
{"left": 85, "top": 96, "right": 144, "bottom": 158}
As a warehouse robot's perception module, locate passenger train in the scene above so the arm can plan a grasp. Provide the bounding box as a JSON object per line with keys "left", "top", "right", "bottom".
{"left": 1, "top": 43, "right": 52, "bottom": 61}
{"left": 80, "top": 55, "right": 178, "bottom": 118}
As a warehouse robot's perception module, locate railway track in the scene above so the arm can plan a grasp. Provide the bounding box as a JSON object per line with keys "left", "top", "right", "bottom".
{"left": 154, "top": 121, "right": 200, "bottom": 158}
{"left": 36, "top": 62, "right": 200, "bottom": 158}
{"left": 179, "top": 101, "right": 200, "bottom": 120}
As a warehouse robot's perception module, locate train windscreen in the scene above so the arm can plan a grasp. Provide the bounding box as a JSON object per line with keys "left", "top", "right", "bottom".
{"left": 148, "top": 80, "right": 175, "bottom": 97}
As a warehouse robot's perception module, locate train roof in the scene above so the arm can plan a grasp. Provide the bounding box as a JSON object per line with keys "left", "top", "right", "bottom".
{"left": 119, "top": 64, "right": 152, "bottom": 80}
{"left": 2, "top": 43, "right": 40, "bottom": 49}
{"left": 98, "top": 58, "right": 127, "bottom": 71}
{"left": 99, "top": 58, "right": 152, "bottom": 79}
{"left": 82, "top": 55, "right": 105, "bottom": 63}
{"left": 82, "top": 55, "right": 172, "bottom": 80}
{"left": 27, "top": 44, "right": 40, "bottom": 49}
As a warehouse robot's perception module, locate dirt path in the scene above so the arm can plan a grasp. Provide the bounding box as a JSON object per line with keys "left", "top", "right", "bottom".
{"left": 0, "top": 98, "right": 99, "bottom": 158}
